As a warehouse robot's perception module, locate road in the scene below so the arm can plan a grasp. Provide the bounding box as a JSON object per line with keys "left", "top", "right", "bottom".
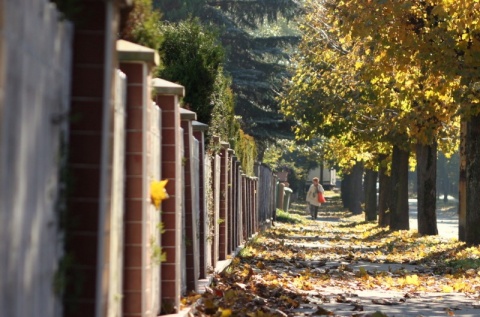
{"left": 408, "top": 197, "right": 459, "bottom": 240}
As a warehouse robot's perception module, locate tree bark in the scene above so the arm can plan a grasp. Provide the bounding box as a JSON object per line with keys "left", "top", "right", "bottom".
{"left": 390, "top": 145, "right": 410, "bottom": 231}
{"left": 341, "top": 162, "right": 363, "bottom": 214}
{"left": 364, "top": 168, "right": 378, "bottom": 221}
{"left": 341, "top": 173, "right": 351, "bottom": 209}
{"left": 416, "top": 142, "right": 438, "bottom": 235}
{"left": 465, "top": 115, "right": 480, "bottom": 245}
{"left": 351, "top": 161, "right": 364, "bottom": 215}
{"left": 378, "top": 154, "right": 391, "bottom": 227}
{"left": 459, "top": 121, "right": 467, "bottom": 241}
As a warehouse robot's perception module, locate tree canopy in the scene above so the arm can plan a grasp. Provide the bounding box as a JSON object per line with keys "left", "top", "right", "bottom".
{"left": 280, "top": 0, "right": 480, "bottom": 172}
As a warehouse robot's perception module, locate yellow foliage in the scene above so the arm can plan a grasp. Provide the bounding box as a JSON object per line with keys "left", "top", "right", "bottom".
{"left": 150, "top": 179, "right": 169, "bottom": 209}
{"left": 442, "top": 285, "right": 454, "bottom": 293}
{"left": 219, "top": 308, "right": 232, "bottom": 317}
{"left": 405, "top": 274, "right": 420, "bottom": 286}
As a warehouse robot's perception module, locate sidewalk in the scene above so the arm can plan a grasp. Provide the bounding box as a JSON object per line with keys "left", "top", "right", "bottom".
{"left": 285, "top": 198, "right": 478, "bottom": 317}
{"left": 189, "top": 197, "right": 479, "bottom": 317}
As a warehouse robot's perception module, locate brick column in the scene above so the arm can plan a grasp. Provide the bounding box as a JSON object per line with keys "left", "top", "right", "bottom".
{"left": 65, "top": 2, "right": 120, "bottom": 316}
{"left": 180, "top": 108, "right": 199, "bottom": 292}
{"left": 246, "top": 177, "right": 252, "bottom": 238}
{"left": 152, "top": 78, "right": 184, "bottom": 313}
{"left": 253, "top": 178, "right": 258, "bottom": 232}
{"left": 192, "top": 121, "right": 208, "bottom": 279}
{"left": 232, "top": 157, "right": 239, "bottom": 250}
{"left": 211, "top": 137, "right": 221, "bottom": 267}
{"left": 272, "top": 175, "right": 278, "bottom": 223}
{"left": 240, "top": 172, "right": 246, "bottom": 244}
{"left": 219, "top": 142, "right": 229, "bottom": 260}
{"left": 227, "top": 149, "right": 234, "bottom": 254}
{"left": 118, "top": 39, "right": 160, "bottom": 317}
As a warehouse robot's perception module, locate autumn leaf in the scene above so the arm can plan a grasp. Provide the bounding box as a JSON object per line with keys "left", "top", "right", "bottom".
{"left": 312, "top": 306, "right": 334, "bottom": 316}
{"left": 219, "top": 308, "right": 232, "bottom": 317}
{"left": 150, "top": 179, "right": 168, "bottom": 209}
{"left": 184, "top": 200, "right": 480, "bottom": 316}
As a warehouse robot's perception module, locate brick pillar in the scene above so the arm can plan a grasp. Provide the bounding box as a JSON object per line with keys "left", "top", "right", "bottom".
{"left": 219, "top": 142, "right": 229, "bottom": 260}
{"left": 192, "top": 121, "right": 208, "bottom": 279}
{"left": 227, "top": 149, "right": 234, "bottom": 254}
{"left": 253, "top": 178, "right": 258, "bottom": 232}
{"left": 152, "top": 78, "right": 185, "bottom": 313}
{"left": 211, "top": 137, "right": 221, "bottom": 267}
{"left": 272, "top": 175, "right": 278, "bottom": 223}
{"left": 234, "top": 159, "right": 240, "bottom": 249}
{"left": 180, "top": 108, "right": 199, "bottom": 292}
{"left": 66, "top": 2, "right": 120, "bottom": 316}
{"left": 241, "top": 172, "right": 247, "bottom": 243}
{"left": 246, "top": 178, "right": 252, "bottom": 238}
{"left": 231, "top": 156, "right": 239, "bottom": 251}
{"left": 118, "top": 39, "right": 160, "bottom": 317}
{"left": 237, "top": 167, "right": 243, "bottom": 246}
{"left": 250, "top": 179, "right": 254, "bottom": 235}
{"left": 247, "top": 177, "right": 255, "bottom": 237}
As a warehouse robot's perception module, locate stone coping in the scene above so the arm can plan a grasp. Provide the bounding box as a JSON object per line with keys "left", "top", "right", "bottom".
{"left": 180, "top": 107, "right": 197, "bottom": 121}
{"left": 117, "top": 39, "right": 159, "bottom": 65}
{"left": 192, "top": 120, "right": 208, "bottom": 132}
{"left": 152, "top": 78, "right": 185, "bottom": 97}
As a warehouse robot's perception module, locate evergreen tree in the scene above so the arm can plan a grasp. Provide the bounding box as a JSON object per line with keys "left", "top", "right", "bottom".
{"left": 155, "top": 0, "right": 302, "bottom": 155}
{"left": 157, "top": 18, "right": 225, "bottom": 127}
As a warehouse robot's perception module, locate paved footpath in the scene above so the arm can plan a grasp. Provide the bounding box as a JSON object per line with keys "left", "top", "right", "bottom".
{"left": 289, "top": 199, "right": 479, "bottom": 317}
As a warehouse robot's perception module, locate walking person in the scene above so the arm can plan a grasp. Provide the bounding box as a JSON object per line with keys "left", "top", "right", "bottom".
{"left": 306, "top": 177, "right": 325, "bottom": 220}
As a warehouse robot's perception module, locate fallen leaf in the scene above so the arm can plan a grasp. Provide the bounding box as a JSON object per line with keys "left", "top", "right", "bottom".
{"left": 219, "top": 308, "right": 232, "bottom": 317}
{"left": 313, "top": 306, "right": 334, "bottom": 315}
{"left": 351, "top": 302, "right": 364, "bottom": 311}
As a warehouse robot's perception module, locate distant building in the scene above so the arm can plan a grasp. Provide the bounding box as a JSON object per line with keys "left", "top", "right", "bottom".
{"left": 306, "top": 165, "right": 336, "bottom": 190}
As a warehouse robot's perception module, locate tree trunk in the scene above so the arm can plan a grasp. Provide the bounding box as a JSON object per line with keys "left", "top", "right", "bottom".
{"left": 459, "top": 121, "right": 467, "bottom": 241}
{"left": 364, "top": 168, "right": 378, "bottom": 221}
{"left": 416, "top": 142, "right": 438, "bottom": 235}
{"left": 341, "top": 173, "right": 351, "bottom": 209}
{"left": 378, "top": 154, "right": 391, "bottom": 227}
{"left": 351, "top": 161, "right": 364, "bottom": 215}
{"left": 465, "top": 115, "right": 480, "bottom": 244}
{"left": 390, "top": 145, "right": 410, "bottom": 231}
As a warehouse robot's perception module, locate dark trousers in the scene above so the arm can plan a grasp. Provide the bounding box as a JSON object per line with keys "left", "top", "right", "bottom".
{"left": 310, "top": 204, "right": 320, "bottom": 219}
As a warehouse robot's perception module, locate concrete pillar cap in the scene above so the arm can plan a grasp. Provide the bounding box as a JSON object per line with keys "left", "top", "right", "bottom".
{"left": 152, "top": 78, "right": 185, "bottom": 97}
{"left": 117, "top": 39, "right": 159, "bottom": 65}
{"left": 192, "top": 121, "right": 209, "bottom": 132}
{"left": 180, "top": 107, "right": 197, "bottom": 121}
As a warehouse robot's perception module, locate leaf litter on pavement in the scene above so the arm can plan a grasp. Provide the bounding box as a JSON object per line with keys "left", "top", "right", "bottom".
{"left": 184, "top": 195, "right": 480, "bottom": 316}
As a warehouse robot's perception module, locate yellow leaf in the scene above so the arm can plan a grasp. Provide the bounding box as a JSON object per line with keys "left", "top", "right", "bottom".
{"left": 442, "top": 285, "right": 454, "bottom": 293}
{"left": 219, "top": 308, "right": 232, "bottom": 317}
{"left": 150, "top": 180, "right": 169, "bottom": 209}
{"left": 405, "top": 274, "right": 420, "bottom": 286}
